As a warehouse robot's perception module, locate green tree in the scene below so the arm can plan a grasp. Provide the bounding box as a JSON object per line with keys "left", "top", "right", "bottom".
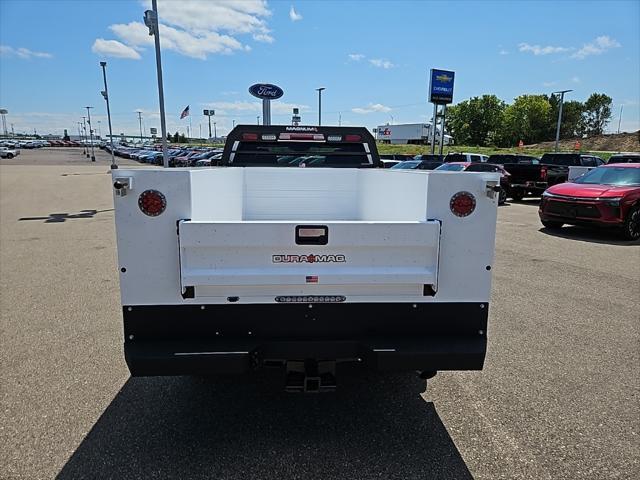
{"left": 445, "top": 95, "right": 506, "bottom": 146}
{"left": 179, "top": 133, "right": 187, "bottom": 143}
{"left": 498, "top": 95, "right": 552, "bottom": 147}
{"left": 547, "top": 96, "right": 585, "bottom": 139}
{"left": 582, "top": 93, "right": 612, "bottom": 136}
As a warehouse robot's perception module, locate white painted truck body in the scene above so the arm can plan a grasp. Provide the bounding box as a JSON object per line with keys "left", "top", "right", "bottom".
{"left": 112, "top": 167, "right": 500, "bottom": 388}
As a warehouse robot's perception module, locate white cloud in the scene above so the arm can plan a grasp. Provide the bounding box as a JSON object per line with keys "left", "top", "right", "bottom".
{"left": 92, "top": 39, "right": 141, "bottom": 59}
{"left": 518, "top": 43, "right": 571, "bottom": 56}
{"left": 96, "top": 1, "right": 273, "bottom": 60}
{"left": 289, "top": 6, "right": 303, "bottom": 21}
{"left": 369, "top": 58, "right": 394, "bottom": 69}
{"left": 571, "top": 76, "right": 581, "bottom": 83}
{"left": 571, "top": 36, "right": 621, "bottom": 59}
{"left": 348, "top": 53, "right": 365, "bottom": 61}
{"left": 352, "top": 103, "right": 392, "bottom": 114}
{"left": 0, "top": 45, "right": 52, "bottom": 59}
{"left": 499, "top": 49, "right": 509, "bottom": 55}
{"left": 109, "top": 21, "right": 247, "bottom": 59}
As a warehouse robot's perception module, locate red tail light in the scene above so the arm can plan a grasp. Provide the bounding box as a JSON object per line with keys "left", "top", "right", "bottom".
{"left": 242, "top": 133, "right": 258, "bottom": 141}
{"left": 450, "top": 191, "right": 476, "bottom": 217}
{"left": 344, "top": 134, "right": 361, "bottom": 142}
{"left": 138, "top": 189, "right": 166, "bottom": 217}
{"left": 540, "top": 166, "right": 548, "bottom": 181}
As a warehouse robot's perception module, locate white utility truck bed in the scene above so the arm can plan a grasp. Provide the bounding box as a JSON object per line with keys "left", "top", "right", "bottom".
{"left": 112, "top": 126, "right": 500, "bottom": 391}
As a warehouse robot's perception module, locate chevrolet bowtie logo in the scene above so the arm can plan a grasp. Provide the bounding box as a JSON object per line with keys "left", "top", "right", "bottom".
{"left": 436, "top": 73, "right": 452, "bottom": 83}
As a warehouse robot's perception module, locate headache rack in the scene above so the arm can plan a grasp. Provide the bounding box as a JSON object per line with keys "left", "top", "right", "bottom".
{"left": 222, "top": 125, "right": 380, "bottom": 168}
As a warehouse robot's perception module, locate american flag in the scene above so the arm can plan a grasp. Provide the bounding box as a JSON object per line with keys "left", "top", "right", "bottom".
{"left": 180, "top": 105, "right": 190, "bottom": 119}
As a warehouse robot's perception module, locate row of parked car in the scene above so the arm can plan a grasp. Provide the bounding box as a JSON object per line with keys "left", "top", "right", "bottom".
{"left": 384, "top": 151, "right": 640, "bottom": 240}
{"left": 101, "top": 143, "right": 223, "bottom": 167}
{"left": 0, "top": 139, "right": 86, "bottom": 149}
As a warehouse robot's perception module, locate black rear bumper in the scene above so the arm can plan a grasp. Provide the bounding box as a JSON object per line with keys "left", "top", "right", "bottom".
{"left": 123, "top": 303, "right": 488, "bottom": 376}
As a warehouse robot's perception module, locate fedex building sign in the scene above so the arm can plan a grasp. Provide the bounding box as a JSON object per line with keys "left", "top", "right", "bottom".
{"left": 429, "top": 69, "right": 455, "bottom": 104}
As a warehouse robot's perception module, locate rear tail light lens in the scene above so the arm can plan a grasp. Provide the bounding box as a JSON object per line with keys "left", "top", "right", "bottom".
{"left": 138, "top": 189, "right": 166, "bottom": 216}
{"left": 242, "top": 133, "right": 258, "bottom": 141}
{"left": 344, "top": 134, "right": 361, "bottom": 142}
{"left": 541, "top": 166, "right": 548, "bottom": 181}
{"left": 450, "top": 191, "right": 476, "bottom": 217}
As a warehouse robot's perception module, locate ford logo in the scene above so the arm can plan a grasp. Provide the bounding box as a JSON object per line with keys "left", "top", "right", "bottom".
{"left": 249, "top": 83, "right": 284, "bottom": 100}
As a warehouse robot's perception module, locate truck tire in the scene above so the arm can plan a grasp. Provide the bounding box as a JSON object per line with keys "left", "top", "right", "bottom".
{"left": 498, "top": 188, "right": 507, "bottom": 205}
{"left": 542, "top": 220, "right": 563, "bottom": 229}
{"left": 622, "top": 206, "right": 640, "bottom": 241}
{"left": 6, "top": 153, "right": 13, "bottom": 159}
{"left": 510, "top": 189, "right": 524, "bottom": 202}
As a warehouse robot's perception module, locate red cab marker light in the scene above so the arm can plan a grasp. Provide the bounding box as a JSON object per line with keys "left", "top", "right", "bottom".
{"left": 450, "top": 191, "right": 476, "bottom": 217}
{"left": 344, "top": 134, "right": 361, "bottom": 142}
{"left": 138, "top": 189, "right": 166, "bottom": 217}
{"left": 242, "top": 133, "right": 258, "bottom": 141}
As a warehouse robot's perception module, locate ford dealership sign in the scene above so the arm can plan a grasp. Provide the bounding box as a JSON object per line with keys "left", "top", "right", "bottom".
{"left": 249, "top": 83, "right": 284, "bottom": 100}
{"left": 429, "top": 69, "right": 455, "bottom": 104}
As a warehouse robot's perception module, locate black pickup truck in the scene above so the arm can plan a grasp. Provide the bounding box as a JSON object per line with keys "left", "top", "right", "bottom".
{"left": 489, "top": 153, "right": 605, "bottom": 201}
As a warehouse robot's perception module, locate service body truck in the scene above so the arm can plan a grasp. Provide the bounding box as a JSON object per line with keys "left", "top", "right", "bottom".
{"left": 112, "top": 125, "right": 499, "bottom": 391}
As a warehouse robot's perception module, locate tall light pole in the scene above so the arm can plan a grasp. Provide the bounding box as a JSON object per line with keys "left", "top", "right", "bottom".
{"left": 144, "top": 0, "right": 169, "bottom": 168}
{"left": 136, "top": 110, "right": 143, "bottom": 145}
{"left": 213, "top": 122, "right": 217, "bottom": 139}
{"left": 316, "top": 87, "right": 325, "bottom": 126}
{"left": 85, "top": 106, "right": 96, "bottom": 161}
{"left": 257, "top": 115, "right": 260, "bottom": 125}
{"left": 97, "top": 120, "right": 101, "bottom": 138}
{"left": 82, "top": 116, "right": 88, "bottom": 156}
{"left": 552, "top": 89, "right": 572, "bottom": 152}
{"left": 77, "top": 122, "right": 84, "bottom": 150}
{"left": 617, "top": 105, "right": 623, "bottom": 134}
{"left": 99, "top": 61, "right": 117, "bottom": 168}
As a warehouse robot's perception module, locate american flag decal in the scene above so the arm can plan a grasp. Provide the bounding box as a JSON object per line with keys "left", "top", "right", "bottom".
{"left": 306, "top": 275, "right": 318, "bottom": 283}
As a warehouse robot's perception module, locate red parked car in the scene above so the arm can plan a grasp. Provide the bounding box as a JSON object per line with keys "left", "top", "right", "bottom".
{"left": 539, "top": 163, "right": 640, "bottom": 240}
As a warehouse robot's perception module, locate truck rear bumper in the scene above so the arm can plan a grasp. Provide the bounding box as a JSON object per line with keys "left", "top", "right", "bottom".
{"left": 122, "top": 303, "right": 488, "bottom": 376}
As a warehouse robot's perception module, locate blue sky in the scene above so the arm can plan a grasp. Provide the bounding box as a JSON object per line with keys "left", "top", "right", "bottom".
{"left": 0, "top": 0, "right": 638, "bottom": 139}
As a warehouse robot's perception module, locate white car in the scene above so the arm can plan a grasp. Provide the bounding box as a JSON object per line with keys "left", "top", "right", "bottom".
{"left": 0, "top": 147, "right": 20, "bottom": 159}
{"left": 444, "top": 152, "right": 489, "bottom": 163}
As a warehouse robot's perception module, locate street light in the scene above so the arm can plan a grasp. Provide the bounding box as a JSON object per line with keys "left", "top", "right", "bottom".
{"left": 81, "top": 116, "right": 88, "bottom": 156}
{"left": 144, "top": 0, "right": 169, "bottom": 168}
{"left": 100, "top": 61, "right": 117, "bottom": 168}
{"left": 213, "top": 122, "right": 217, "bottom": 139}
{"left": 552, "top": 89, "right": 572, "bottom": 152}
{"left": 316, "top": 87, "right": 325, "bottom": 126}
{"left": 257, "top": 115, "right": 260, "bottom": 125}
{"left": 136, "top": 110, "right": 143, "bottom": 145}
{"left": 97, "top": 120, "right": 101, "bottom": 138}
{"left": 85, "top": 106, "right": 96, "bottom": 161}
{"left": 77, "top": 122, "right": 84, "bottom": 151}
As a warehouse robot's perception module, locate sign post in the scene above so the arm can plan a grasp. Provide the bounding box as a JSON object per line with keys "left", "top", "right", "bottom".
{"left": 428, "top": 69, "right": 455, "bottom": 155}
{"left": 249, "top": 83, "right": 284, "bottom": 126}
{"left": 203, "top": 109, "right": 215, "bottom": 139}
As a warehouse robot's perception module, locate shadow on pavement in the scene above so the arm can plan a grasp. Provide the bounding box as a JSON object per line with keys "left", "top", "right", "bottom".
{"left": 18, "top": 209, "right": 114, "bottom": 223}
{"left": 539, "top": 225, "right": 639, "bottom": 246}
{"left": 57, "top": 373, "right": 473, "bottom": 480}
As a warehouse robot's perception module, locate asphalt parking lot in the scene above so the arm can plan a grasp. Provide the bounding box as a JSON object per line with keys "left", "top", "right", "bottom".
{"left": 1, "top": 148, "right": 639, "bottom": 480}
